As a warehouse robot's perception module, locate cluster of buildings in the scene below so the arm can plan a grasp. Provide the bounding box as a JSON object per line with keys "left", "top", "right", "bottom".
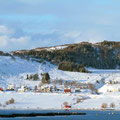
{"left": 0, "top": 83, "right": 89, "bottom": 93}
{"left": 0, "top": 84, "right": 31, "bottom": 92}
{"left": 100, "top": 80, "right": 120, "bottom": 93}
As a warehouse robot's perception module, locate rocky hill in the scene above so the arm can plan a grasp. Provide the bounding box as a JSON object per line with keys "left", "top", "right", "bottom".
{"left": 12, "top": 41, "right": 120, "bottom": 70}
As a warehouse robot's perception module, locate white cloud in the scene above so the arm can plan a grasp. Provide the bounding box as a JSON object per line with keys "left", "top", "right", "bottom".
{"left": 0, "top": 35, "right": 31, "bottom": 49}
{"left": 63, "top": 31, "right": 81, "bottom": 39}
{"left": 0, "top": 25, "right": 14, "bottom": 35}
{"left": 0, "top": 25, "right": 31, "bottom": 50}
{"left": 0, "top": 36, "right": 8, "bottom": 47}
{"left": 65, "top": 30, "right": 105, "bottom": 44}
{"left": 58, "top": 30, "right": 105, "bottom": 44}
{"left": 10, "top": 36, "right": 31, "bottom": 44}
{"left": 0, "top": 24, "right": 106, "bottom": 51}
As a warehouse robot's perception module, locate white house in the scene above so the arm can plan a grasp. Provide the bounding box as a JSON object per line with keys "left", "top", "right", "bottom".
{"left": 7, "top": 84, "right": 15, "bottom": 91}
{"left": 18, "top": 85, "right": 31, "bottom": 92}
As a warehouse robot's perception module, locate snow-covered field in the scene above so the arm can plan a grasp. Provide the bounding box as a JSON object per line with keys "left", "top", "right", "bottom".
{"left": 0, "top": 92, "right": 120, "bottom": 110}
{"left": 0, "top": 56, "right": 120, "bottom": 110}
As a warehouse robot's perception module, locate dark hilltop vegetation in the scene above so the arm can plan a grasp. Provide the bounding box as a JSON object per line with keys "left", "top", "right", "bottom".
{"left": 10, "top": 41, "right": 120, "bottom": 72}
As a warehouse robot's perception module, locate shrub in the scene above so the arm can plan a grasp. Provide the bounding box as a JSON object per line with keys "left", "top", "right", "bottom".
{"left": 64, "top": 81, "right": 68, "bottom": 88}
{"left": 9, "top": 98, "right": 15, "bottom": 104}
{"left": 58, "top": 62, "right": 89, "bottom": 73}
{"left": 53, "top": 79, "right": 57, "bottom": 86}
{"left": 63, "top": 102, "right": 68, "bottom": 106}
{"left": 39, "top": 82, "right": 43, "bottom": 88}
{"left": 26, "top": 74, "right": 29, "bottom": 80}
{"left": 0, "top": 103, "right": 2, "bottom": 106}
{"left": 33, "top": 74, "right": 39, "bottom": 80}
{"left": 29, "top": 75, "right": 33, "bottom": 80}
{"left": 110, "top": 102, "right": 115, "bottom": 108}
{"left": 6, "top": 101, "right": 9, "bottom": 105}
{"left": 102, "top": 103, "right": 107, "bottom": 108}
{"left": 34, "top": 85, "right": 38, "bottom": 91}
{"left": 11, "top": 55, "right": 16, "bottom": 61}
{"left": 59, "top": 79, "right": 63, "bottom": 85}
{"left": 95, "top": 89, "right": 99, "bottom": 94}
{"left": 76, "top": 98, "right": 83, "bottom": 103}
{"left": 6, "top": 98, "right": 15, "bottom": 105}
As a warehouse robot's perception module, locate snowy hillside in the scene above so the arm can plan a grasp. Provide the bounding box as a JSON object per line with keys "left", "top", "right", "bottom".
{"left": 0, "top": 55, "right": 120, "bottom": 89}
{"left": 0, "top": 55, "right": 120, "bottom": 110}
{"left": 0, "top": 56, "right": 97, "bottom": 88}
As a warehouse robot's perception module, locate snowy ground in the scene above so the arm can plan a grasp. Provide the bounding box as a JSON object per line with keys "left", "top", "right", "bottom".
{"left": 0, "top": 92, "right": 76, "bottom": 109}
{"left": 0, "top": 92, "right": 120, "bottom": 110}
{"left": 0, "top": 56, "right": 120, "bottom": 110}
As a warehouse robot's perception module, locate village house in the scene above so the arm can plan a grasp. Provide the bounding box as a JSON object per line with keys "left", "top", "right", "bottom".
{"left": 40, "top": 85, "right": 52, "bottom": 92}
{"left": 0, "top": 87, "right": 3, "bottom": 91}
{"left": 6, "top": 84, "right": 15, "bottom": 91}
{"left": 74, "top": 87, "right": 81, "bottom": 92}
{"left": 55, "top": 86, "right": 63, "bottom": 92}
{"left": 64, "top": 87, "right": 71, "bottom": 93}
{"left": 34, "top": 89, "right": 41, "bottom": 93}
{"left": 79, "top": 83, "right": 89, "bottom": 89}
{"left": 18, "top": 85, "right": 31, "bottom": 92}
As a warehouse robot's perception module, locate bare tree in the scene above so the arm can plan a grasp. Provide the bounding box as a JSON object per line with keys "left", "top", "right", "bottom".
{"left": 95, "top": 89, "right": 99, "bottom": 94}
{"left": 29, "top": 75, "right": 33, "bottom": 80}
{"left": 34, "top": 85, "right": 38, "bottom": 91}
{"left": 76, "top": 98, "right": 83, "bottom": 103}
{"left": 71, "top": 80, "right": 77, "bottom": 87}
{"left": 39, "top": 82, "right": 42, "bottom": 88}
{"left": 63, "top": 102, "right": 68, "bottom": 106}
{"left": 11, "top": 55, "right": 16, "bottom": 61}
{"left": 54, "top": 79, "right": 57, "bottom": 86}
{"left": 75, "top": 82, "right": 80, "bottom": 88}
{"left": 0, "top": 103, "right": 2, "bottom": 106}
{"left": 89, "top": 83, "right": 94, "bottom": 94}
{"left": 59, "top": 79, "right": 63, "bottom": 85}
{"left": 102, "top": 103, "right": 107, "bottom": 108}
{"left": 26, "top": 74, "right": 29, "bottom": 80}
{"left": 64, "top": 81, "right": 68, "bottom": 88}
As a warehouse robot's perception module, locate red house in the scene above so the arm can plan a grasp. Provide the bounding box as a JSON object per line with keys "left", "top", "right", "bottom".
{"left": 64, "top": 88, "right": 71, "bottom": 93}
{"left": 0, "top": 88, "right": 3, "bottom": 91}
{"left": 101, "top": 106, "right": 105, "bottom": 109}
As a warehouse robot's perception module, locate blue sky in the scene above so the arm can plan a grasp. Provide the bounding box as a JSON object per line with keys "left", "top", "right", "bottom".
{"left": 0, "top": 0, "right": 120, "bottom": 51}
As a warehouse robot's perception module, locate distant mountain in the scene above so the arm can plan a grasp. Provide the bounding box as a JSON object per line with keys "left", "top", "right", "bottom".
{"left": 12, "top": 41, "right": 120, "bottom": 70}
